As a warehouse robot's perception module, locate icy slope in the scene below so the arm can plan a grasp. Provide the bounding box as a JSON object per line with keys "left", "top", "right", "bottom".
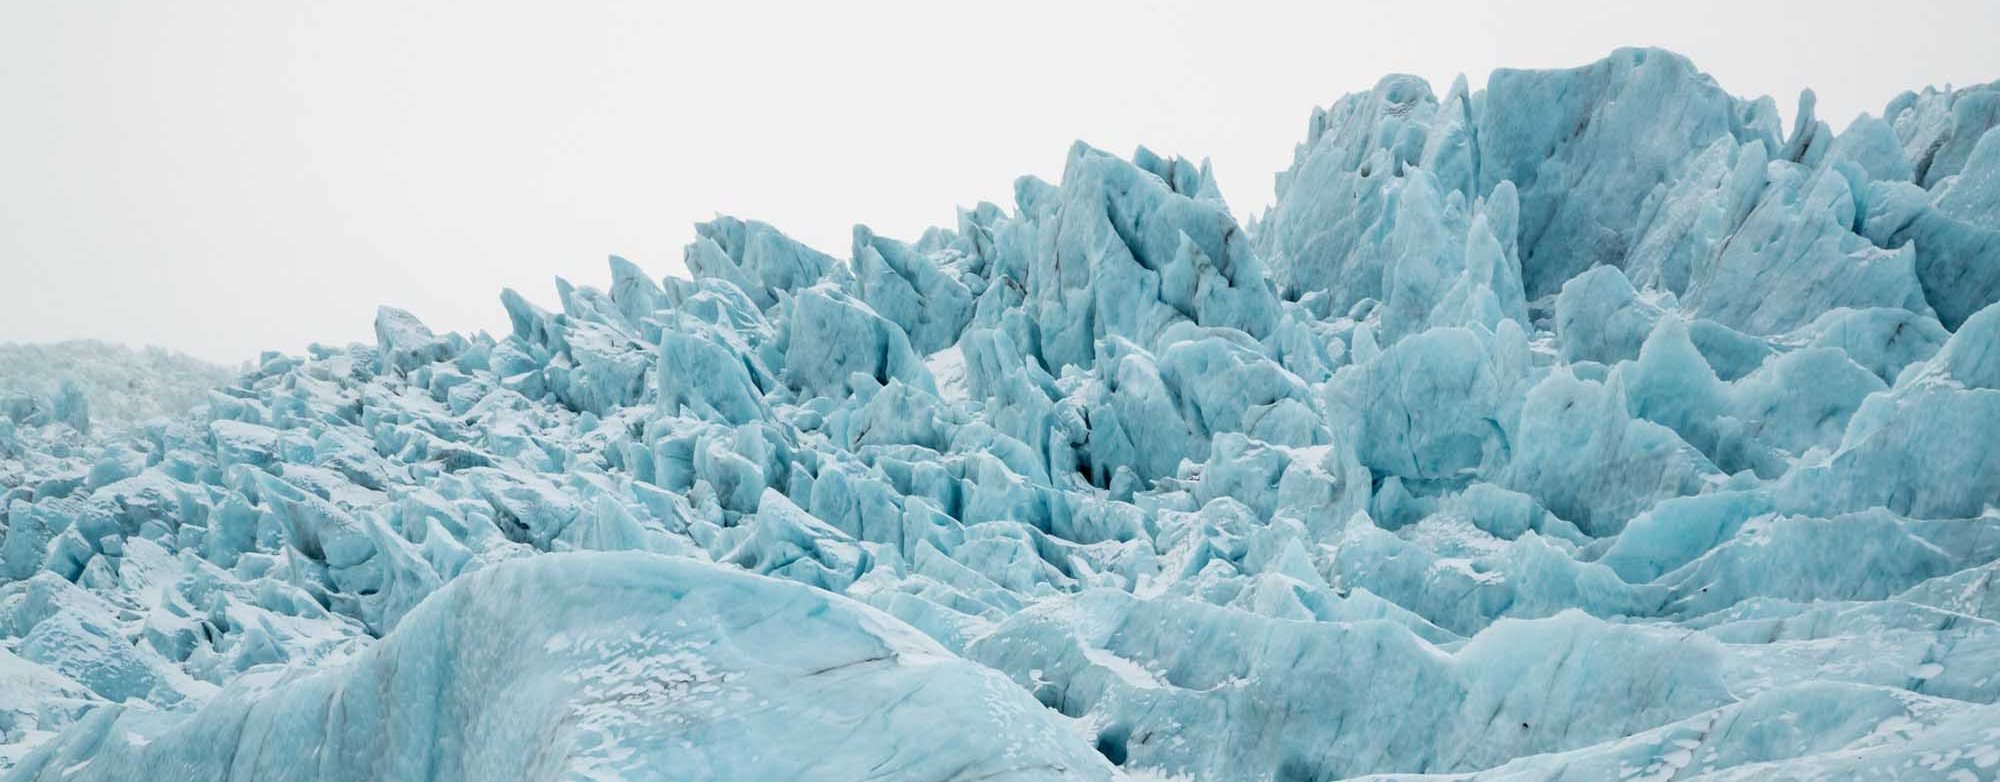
{"left": 5, "top": 48, "right": 2000, "bottom": 781}
{"left": 7, "top": 552, "right": 1111, "bottom": 782}
{"left": 0, "top": 341, "right": 234, "bottom": 437}
{"left": 0, "top": 341, "right": 236, "bottom": 545}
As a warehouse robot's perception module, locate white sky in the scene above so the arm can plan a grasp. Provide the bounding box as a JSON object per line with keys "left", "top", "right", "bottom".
{"left": 4, "top": 0, "right": 1998, "bottom": 364}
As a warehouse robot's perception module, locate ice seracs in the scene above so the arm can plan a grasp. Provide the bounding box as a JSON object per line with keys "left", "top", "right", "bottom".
{"left": 5, "top": 47, "right": 2000, "bottom": 782}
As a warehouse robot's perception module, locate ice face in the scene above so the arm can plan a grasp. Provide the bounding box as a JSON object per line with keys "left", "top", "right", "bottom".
{"left": 5, "top": 48, "right": 2000, "bottom": 782}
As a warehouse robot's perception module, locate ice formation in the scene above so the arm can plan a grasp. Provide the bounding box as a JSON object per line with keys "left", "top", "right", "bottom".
{"left": 5, "top": 49, "right": 2000, "bottom": 781}
{"left": 0, "top": 342, "right": 235, "bottom": 436}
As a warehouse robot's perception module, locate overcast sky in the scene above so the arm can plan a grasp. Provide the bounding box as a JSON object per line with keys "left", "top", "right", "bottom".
{"left": 5, "top": 1, "right": 1998, "bottom": 364}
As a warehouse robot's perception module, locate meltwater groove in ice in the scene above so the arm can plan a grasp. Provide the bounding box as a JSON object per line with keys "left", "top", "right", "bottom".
{"left": 4, "top": 48, "right": 2000, "bottom": 781}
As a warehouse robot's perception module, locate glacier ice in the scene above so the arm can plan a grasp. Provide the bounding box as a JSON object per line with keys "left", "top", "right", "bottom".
{"left": 5, "top": 47, "right": 2000, "bottom": 781}
{"left": 11, "top": 553, "right": 1111, "bottom": 782}
{"left": 0, "top": 342, "right": 232, "bottom": 436}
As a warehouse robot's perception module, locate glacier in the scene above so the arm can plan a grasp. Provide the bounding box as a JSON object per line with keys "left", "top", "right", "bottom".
{"left": 4, "top": 47, "right": 2000, "bottom": 781}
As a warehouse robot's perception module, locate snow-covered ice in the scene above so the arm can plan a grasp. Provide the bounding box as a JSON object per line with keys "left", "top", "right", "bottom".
{"left": 4, "top": 48, "right": 2000, "bottom": 781}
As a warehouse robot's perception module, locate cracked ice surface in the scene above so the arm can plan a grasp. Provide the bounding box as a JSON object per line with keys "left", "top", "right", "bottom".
{"left": 5, "top": 48, "right": 2000, "bottom": 782}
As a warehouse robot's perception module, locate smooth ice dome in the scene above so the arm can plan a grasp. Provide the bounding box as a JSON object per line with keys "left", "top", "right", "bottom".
{"left": 14, "top": 553, "right": 1111, "bottom": 782}
{"left": 5, "top": 48, "right": 2000, "bottom": 781}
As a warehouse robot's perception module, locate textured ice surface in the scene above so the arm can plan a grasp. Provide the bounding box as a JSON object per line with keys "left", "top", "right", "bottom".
{"left": 5, "top": 48, "right": 2000, "bottom": 781}
{"left": 0, "top": 342, "right": 233, "bottom": 436}
{"left": 10, "top": 553, "right": 1111, "bottom": 782}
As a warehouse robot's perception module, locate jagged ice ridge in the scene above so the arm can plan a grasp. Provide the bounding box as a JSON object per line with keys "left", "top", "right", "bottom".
{"left": 4, "top": 48, "right": 2000, "bottom": 782}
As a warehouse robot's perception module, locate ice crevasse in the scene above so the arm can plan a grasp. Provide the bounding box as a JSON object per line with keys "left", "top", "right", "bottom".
{"left": 4, "top": 47, "right": 2000, "bottom": 781}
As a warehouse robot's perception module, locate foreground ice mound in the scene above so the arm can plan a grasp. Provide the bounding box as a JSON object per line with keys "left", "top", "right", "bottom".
{"left": 6, "top": 553, "right": 1111, "bottom": 782}
{"left": 5, "top": 48, "right": 2000, "bottom": 781}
